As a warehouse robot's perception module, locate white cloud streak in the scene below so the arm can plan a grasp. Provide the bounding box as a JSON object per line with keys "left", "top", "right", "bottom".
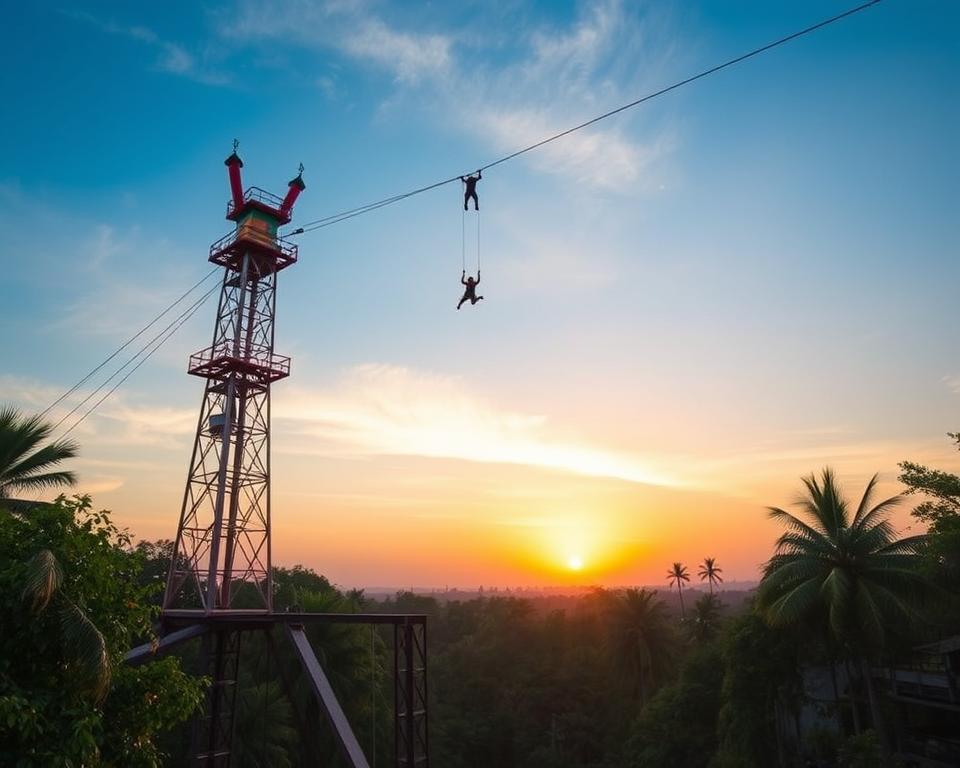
{"left": 340, "top": 18, "right": 451, "bottom": 85}
{"left": 274, "top": 363, "right": 681, "bottom": 487}
{"left": 223, "top": 0, "right": 450, "bottom": 84}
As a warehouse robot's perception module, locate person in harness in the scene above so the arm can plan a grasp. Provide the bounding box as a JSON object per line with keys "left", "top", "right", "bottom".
{"left": 461, "top": 170, "right": 481, "bottom": 211}
{"left": 457, "top": 270, "right": 483, "bottom": 310}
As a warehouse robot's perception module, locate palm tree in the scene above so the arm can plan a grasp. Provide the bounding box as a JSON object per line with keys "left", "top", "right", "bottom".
{"left": 21, "top": 548, "right": 110, "bottom": 701}
{"left": 606, "top": 588, "right": 675, "bottom": 707}
{"left": 756, "top": 468, "right": 929, "bottom": 751}
{"left": 0, "top": 407, "right": 78, "bottom": 499}
{"left": 666, "top": 562, "right": 690, "bottom": 619}
{"left": 698, "top": 557, "right": 723, "bottom": 595}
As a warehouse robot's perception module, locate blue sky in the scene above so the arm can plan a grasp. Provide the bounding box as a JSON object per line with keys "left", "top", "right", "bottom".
{"left": 1, "top": 1, "right": 958, "bottom": 586}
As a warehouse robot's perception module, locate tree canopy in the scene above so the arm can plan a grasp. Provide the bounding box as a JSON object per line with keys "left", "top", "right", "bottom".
{"left": 0, "top": 495, "right": 205, "bottom": 767}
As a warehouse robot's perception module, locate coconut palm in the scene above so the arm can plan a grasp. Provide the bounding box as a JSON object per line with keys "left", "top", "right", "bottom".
{"left": 756, "top": 468, "right": 929, "bottom": 750}
{"left": 666, "top": 562, "right": 691, "bottom": 619}
{"left": 698, "top": 557, "right": 723, "bottom": 595}
{"left": 606, "top": 588, "right": 675, "bottom": 707}
{"left": 0, "top": 407, "right": 78, "bottom": 499}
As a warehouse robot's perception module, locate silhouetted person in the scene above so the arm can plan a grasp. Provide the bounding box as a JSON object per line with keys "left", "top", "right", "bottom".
{"left": 457, "top": 270, "right": 483, "bottom": 309}
{"left": 461, "top": 170, "right": 481, "bottom": 211}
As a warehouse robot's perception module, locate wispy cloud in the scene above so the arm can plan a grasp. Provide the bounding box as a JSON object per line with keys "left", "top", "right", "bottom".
{"left": 222, "top": 0, "right": 676, "bottom": 188}
{"left": 340, "top": 18, "right": 451, "bottom": 85}
{"left": 455, "top": 1, "right": 677, "bottom": 188}
{"left": 223, "top": 0, "right": 451, "bottom": 84}
{"left": 274, "top": 363, "right": 681, "bottom": 487}
{"left": 64, "top": 10, "right": 229, "bottom": 85}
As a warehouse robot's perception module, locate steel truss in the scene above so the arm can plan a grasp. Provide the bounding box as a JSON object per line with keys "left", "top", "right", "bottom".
{"left": 138, "top": 154, "right": 428, "bottom": 767}
{"left": 164, "top": 250, "right": 285, "bottom": 614}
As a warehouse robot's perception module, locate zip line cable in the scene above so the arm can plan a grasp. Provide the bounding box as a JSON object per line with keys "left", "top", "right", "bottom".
{"left": 287, "top": 0, "right": 883, "bottom": 237}
{"left": 51, "top": 285, "right": 218, "bottom": 437}
{"left": 57, "top": 287, "right": 216, "bottom": 439}
{"left": 40, "top": 267, "right": 220, "bottom": 418}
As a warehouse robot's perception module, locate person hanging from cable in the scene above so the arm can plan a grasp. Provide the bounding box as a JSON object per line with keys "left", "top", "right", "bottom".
{"left": 461, "top": 170, "right": 481, "bottom": 211}
{"left": 457, "top": 270, "right": 483, "bottom": 310}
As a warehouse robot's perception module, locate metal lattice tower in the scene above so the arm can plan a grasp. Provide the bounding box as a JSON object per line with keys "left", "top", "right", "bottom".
{"left": 134, "top": 149, "right": 428, "bottom": 768}
{"left": 164, "top": 150, "right": 304, "bottom": 615}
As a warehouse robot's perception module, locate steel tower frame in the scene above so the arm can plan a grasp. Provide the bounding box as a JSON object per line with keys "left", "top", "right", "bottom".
{"left": 126, "top": 149, "right": 429, "bottom": 768}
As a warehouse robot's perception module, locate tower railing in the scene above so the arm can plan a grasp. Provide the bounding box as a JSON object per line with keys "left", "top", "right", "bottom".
{"left": 188, "top": 342, "right": 291, "bottom": 383}
{"left": 208, "top": 228, "right": 298, "bottom": 271}
{"left": 226, "top": 186, "right": 286, "bottom": 217}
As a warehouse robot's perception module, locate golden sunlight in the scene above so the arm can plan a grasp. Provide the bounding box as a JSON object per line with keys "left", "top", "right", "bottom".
{"left": 567, "top": 555, "right": 584, "bottom": 571}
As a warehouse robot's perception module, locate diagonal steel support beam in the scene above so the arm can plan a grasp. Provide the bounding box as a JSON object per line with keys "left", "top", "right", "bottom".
{"left": 286, "top": 624, "right": 371, "bottom": 768}
{"left": 124, "top": 623, "right": 209, "bottom": 666}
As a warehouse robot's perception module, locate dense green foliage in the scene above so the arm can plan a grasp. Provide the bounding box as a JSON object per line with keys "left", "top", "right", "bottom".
{"left": 900, "top": 433, "right": 960, "bottom": 594}
{"left": 623, "top": 644, "right": 723, "bottom": 768}
{"left": 714, "top": 611, "right": 802, "bottom": 767}
{"left": 0, "top": 496, "right": 205, "bottom": 767}
{"left": 420, "top": 591, "right": 636, "bottom": 766}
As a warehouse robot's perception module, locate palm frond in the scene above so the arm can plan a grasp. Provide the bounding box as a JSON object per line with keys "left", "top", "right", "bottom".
{"left": 6, "top": 470, "right": 77, "bottom": 494}
{"left": 853, "top": 519, "right": 898, "bottom": 555}
{"left": 759, "top": 575, "right": 822, "bottom": 627}
{"left": 1, "top": 442, "right": 78, "bottom": 491}
{"left": 760, "top": 554, "right": 824, "bottom": 585}
{"left": 773, "top": 531, "right": 835, "bottom": 558}
{"left": 876, "top": 535, "right": 926, "bottom": 555}
{"left": 767, "top": 506, "right": 828, "bottom": 542}
{"left": 59, "top": 600, "right": 111, "bottom": 702}
{"left": 821, "top": 567, "right": 853, "bottom": 641}
{"left": 817, "top": 468, "right": 849, "bottom": 534}
{"left": 851, "top": 473, "right": 880, "bottom": 527}
{"left": 22, "top": 549, "right": 63, "bottom": 613}
{"left": 0, "top": 409, "right": 55, "bottom": 468}
{"left": 853, "top": 492, "right": 903, "bottom": 532}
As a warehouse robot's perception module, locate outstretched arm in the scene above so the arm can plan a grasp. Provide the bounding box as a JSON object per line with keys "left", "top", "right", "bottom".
{"left": 461, "top": 270, "right": 468, "bottom": 285}
{"left": 475, "top": 270, "right": 480, "bottom": 285}
{"left": 477, "top": 170, "right": 482, "bottom": 180}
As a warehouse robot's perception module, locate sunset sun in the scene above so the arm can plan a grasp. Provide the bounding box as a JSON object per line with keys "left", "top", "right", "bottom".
{"left": 567, "top": 555, "right": 584, "bottom": 571}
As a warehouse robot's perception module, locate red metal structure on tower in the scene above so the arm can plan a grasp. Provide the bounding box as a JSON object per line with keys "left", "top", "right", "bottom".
{"left": 127, "top": 147, "right": 429, "bottom": 768}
